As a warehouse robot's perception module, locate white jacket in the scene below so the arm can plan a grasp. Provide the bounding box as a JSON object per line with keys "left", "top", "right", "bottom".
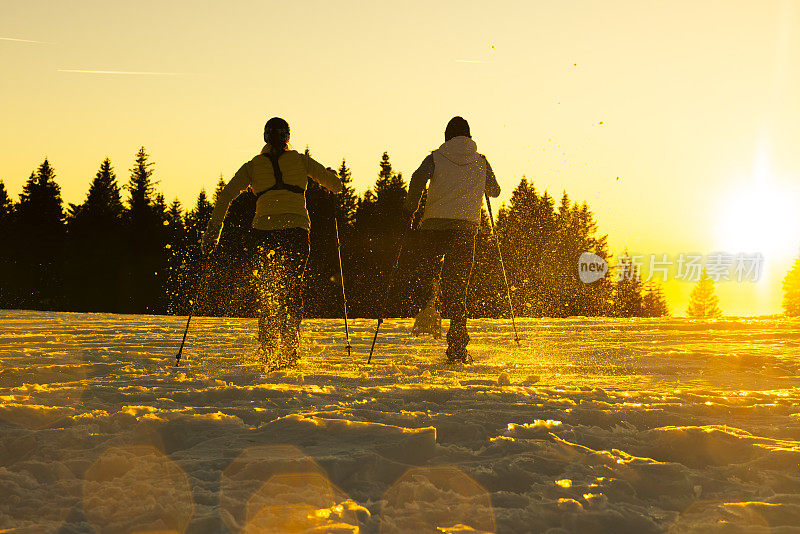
{"left": 423, "top": 137, "right": 488, "bottom": 223}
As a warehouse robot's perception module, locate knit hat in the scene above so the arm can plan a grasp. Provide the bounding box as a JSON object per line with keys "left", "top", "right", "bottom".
{"left": 445, "top": 116, "right": 470, "bottom": 141}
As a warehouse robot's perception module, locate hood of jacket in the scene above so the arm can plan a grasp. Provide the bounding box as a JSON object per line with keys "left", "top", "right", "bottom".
{"left": 434, "top": 136, "right": 479, "bottom": 166}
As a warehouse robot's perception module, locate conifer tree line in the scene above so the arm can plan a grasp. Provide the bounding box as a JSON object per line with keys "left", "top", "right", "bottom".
{"left": 783, "top": 251, "right": 800, "bottom": 317}
{"left": 0, "top": 147, "right": 671, "bottom": 318}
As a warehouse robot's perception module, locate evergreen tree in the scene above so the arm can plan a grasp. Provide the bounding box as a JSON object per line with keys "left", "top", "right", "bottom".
{"left": 350, "top": 153, "right": 408, "bottom": 317}
{"left": 373, "top": 151, "right": 407, "bottom": 233}
{"left": 0, "top": 180, "right": 15, "bottom": 306}
{"left": 302, "top": 147, "right": 345, "bottom": 317}
{"left": 349, "top": 190, "right": 380, "bottom": 316}
{"left": 334, "top": 159, "right": 358, "bottom": 227}
{"left": 121, "top": 147, "right": 166, "bottom": 313}
{"left": 329, "top": 159, "right": 361, "bottom": 317}
{"left": 65, "top": 158, "right": 126, "bottom": 311}
{"left": 150, "top": 193, "right": 171, "bottom": 313}
{"left": 496, "top": 179, "right": 550, "bottom": 316}
{"left": 14, "top": 159, "right": 66, "bottom": 308}
{"left": 642, "top": 281, "right": 670, "bottom": 317}
{"left": 183, "top": 189, "right": 218, "bottom": 314}
{"left": 612, "top": 252, "right": 644, "bottom": 317}
{"left": 74, "top": 158, "right": 124, "bottom": 218}
{"left": 495, "top": 178, "right": 611, "bottom": 318}
{"left": 353, "top": 189, "right": 378, "bottom": 233}
{"left": 18, "top": 161, "right": 64, "bottom": 231}
{"left": 185, "top": 189, "right": 214, "bottom": 247}
{"left": 782, "top": 250, "right": 800, "bottom": 317}
{"left": 126, "top": 147, "right": 156, "bottom": 217}
{"left": 0, "top": 180, "right": 12, "bottom": 221}
{"left": 213, "top": 175, "right": 226, "bottom": 204}
{"left": 687, "top": 268, "right": 722, "bottom": 318}
{"left": 163, "top": 199, "right": 192, "bottom": 313}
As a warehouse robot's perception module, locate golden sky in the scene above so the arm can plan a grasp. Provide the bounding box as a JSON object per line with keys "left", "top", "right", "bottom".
{"left": 2, "top": 0, "right": 799, "bottom": 315}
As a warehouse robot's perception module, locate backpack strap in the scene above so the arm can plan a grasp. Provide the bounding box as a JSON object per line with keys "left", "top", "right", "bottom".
{"left": 254, "top": 152, "right": 305, "bottom": 199}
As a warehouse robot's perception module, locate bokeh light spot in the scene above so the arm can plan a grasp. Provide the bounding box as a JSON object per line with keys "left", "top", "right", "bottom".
{"left": 220, "top": 445, "right": 360, "bottom": 533}
{"left": 83, "top": 445, "right": 193, "bottom": 534}
{"left": 381, "top": 466, "right": 495, "bottom": 534}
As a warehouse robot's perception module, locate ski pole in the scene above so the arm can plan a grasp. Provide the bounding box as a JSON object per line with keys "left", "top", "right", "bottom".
{"left": 368, "top": 224, "right": 410, "bottom": 364}
{"left": 174, "top": 252, "right": 212, "bottom": 367}
{"left": 484, "top": 193, "right": 521, "bottom": 345}
{"left": 334, "top": 218, "right": 352, "bottom": 357}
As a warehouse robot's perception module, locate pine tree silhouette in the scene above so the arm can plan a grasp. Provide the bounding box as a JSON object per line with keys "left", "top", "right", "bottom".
{"left": 687, "top": 268, "right": 722, "bottom": 318}
{"left": 65, "top": 158, "right": 126, "bottom": 311}
{"left": 122, "top": 147, "right": 167, "bottom": 313}
{"left": 297, "top": 147, "right": 335, "bottom": 317}
{"left": 351, "top": 152, "right": 408, "bottom": 317}
{"left": 213, "top": 175, "right": 225, "bottom": 204}
{"left": 612, "top": 252, "right": 644, "bottom": 317}
{"left": 495, "top": 178, "right": 553, "bottom": 316}
{"left": 373, "top": 151, "right": 407, "bottom": 234}
{"left": 0, "top": 180, "right": 15, "bottom": 306}
{"left": 0, "top": 180, "right": 12, "bottom": 221}
{"left": 15, "top": 159, "right": 66, "bottom": 308}
{"left": 163, "top": 199, "right": 190, "bottom": 314}
{"left": 495, "top": 178, "right": 610, "bottom": 317}
{"left": 334, "top": 159, "right": 358, "bottom": 227}
{"left": 185, "top": 189, "right": 217, "bottom": 314}
{"left": 782, "top": 250, "right": 800, "bottom": 317}
{"left": 642, "top": 282, "right": 670, "bottom": 317}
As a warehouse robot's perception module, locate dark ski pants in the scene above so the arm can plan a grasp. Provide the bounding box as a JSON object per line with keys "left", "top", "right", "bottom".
{"left": 406, "top": 229, "right": 476, "bottom": 351}
{"left": 251, "top": 227, "right": 310, "bottom": 349}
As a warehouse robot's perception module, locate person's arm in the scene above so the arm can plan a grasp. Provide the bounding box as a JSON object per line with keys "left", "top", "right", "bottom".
{"left": 202, "top": 163, "right": 250, "bottom": 253}
{"left": 483, "top": 157, "right": 501, "bottom": 198}
{"left": 404, "top": 154, "right": 434, "bottom": 213}
{"left": 302, "top": 153, "right": 343, "bottom": 193}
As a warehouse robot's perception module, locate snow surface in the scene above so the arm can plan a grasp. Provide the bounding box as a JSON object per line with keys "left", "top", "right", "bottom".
{"left": 2, "top": 310, "right": 800, "bottom": 533}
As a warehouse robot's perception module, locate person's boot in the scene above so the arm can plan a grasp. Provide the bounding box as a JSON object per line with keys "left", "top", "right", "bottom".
{"left": 445, "top": 344, "right": 472, "bottom": 364}
{"left": 445, "top": 317, "right": 471, "bottom": 364}
{"left": 412, "top": 281, "right": 443, "bottom": 338}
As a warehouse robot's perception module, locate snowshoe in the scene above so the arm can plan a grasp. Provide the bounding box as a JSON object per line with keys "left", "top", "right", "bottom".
{"left": 445, "top": 346, "right": 473, "bottom": 365}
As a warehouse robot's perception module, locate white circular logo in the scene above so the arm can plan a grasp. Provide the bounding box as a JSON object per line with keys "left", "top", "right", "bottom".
{"left": 578, "top": 252, "right": 608, "bottom": 283}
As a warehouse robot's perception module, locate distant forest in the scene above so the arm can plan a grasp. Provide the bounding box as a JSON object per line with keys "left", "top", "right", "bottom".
{"left": 0, "top": 147, "right": 669, "bottom": 318}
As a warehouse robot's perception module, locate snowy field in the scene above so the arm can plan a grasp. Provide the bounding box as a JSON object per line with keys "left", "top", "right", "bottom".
{"left": 2, "top": 310, "right": 800, "bottom": 533}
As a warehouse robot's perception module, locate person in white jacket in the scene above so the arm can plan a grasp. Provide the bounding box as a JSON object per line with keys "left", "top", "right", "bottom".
{"left": 403, "top": 116, "right": 501, "bottom": 363}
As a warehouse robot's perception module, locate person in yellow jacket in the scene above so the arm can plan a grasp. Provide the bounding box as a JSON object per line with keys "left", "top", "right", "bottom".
{"left": 202, "top": 117, "right": 342, "bottom": 368}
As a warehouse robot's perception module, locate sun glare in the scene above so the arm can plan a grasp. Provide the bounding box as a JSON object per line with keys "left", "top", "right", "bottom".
{"left": 715, "top": 179, "right": 799, "bottom": 266}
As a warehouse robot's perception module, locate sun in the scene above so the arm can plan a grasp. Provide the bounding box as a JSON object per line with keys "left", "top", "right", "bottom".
{"left": 715, "top": 180, "right": 799, "bottom": 261}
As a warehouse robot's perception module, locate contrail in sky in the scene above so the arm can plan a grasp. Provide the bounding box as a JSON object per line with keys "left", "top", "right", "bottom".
{"left": 57, "top": 69, "right": 196, "bottom": 76}
{"left": 1, "top": 37, "right": 51, "bottom": 43}
{"left": 455, "top": 59, "right": 488, "bottom": 63}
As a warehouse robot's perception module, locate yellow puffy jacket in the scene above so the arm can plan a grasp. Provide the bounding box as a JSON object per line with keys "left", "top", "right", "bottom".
{"left": 206, "top": 145, "right": 342, "bottom": 243}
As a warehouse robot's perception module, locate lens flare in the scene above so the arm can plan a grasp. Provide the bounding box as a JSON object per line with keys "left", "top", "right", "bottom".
{"left": 381, "top": 466, "right": 495, "bottom": 534}
{"left": 82, "top": 445, "right": 194, "bottom": 534}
